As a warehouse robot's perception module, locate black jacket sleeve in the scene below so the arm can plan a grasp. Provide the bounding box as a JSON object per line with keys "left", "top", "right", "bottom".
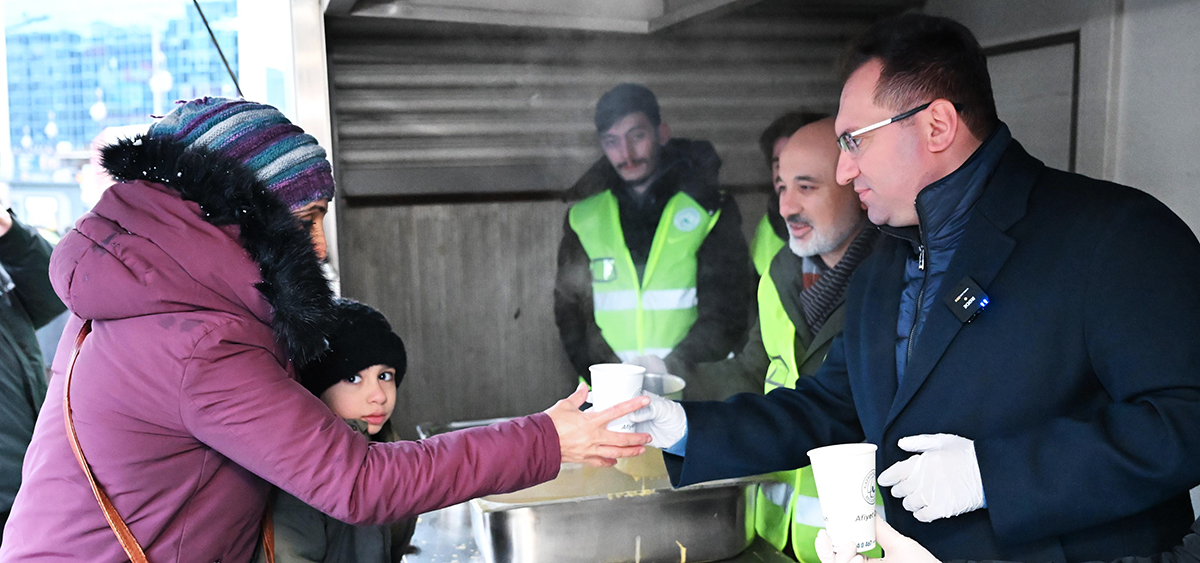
{"left": 0, "top": 210, "right": 65, "bottom": 329}
{"left": 553, "top": 214, "right": 619, "bottom": 382}
{"left": 664, "top": 333, "right": 863, "bottom": 486}
{"left": 664, "top": 195, "right": 753, "bottom": 371}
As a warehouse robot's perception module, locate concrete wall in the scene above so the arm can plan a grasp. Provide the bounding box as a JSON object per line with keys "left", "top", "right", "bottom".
{"left": 1111, "top": 0, "right": 1200, "bottom": 233}
{"left": 926, "top": 0, "right": 1200, "bottom": 235}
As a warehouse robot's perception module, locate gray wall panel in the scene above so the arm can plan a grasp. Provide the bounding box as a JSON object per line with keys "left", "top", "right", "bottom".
{"left": 339, "top": 200, "right": 577, "bottom": 438}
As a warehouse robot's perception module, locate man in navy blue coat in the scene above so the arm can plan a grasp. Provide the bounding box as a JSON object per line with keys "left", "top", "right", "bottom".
{"left": 630, "top": 13, "right": 1200, "bottom": 563}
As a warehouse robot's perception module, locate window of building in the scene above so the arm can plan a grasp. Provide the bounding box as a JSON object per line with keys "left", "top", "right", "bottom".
{"left": 2, "top": 0, "right": 295, "bottom": 239}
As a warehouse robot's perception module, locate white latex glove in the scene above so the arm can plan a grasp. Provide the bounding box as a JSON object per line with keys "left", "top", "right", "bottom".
{"left": 625, "top": 354, "right": 668, "bottom": 374}
{"left": 626, "top": 390, "right": 687, "bottom": 449}
{"left": 815, "top": 519, "right": 940, "bottom": 563}
{"left": 877, "top": 434, "right": 984, "bottom": 523}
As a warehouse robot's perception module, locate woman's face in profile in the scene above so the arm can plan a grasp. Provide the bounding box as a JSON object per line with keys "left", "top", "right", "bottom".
{"left": 319, "top": 364, "right": 398, "bottom": 435}
{"left": 292, "top": 199, "right": 330, "bottom": 261}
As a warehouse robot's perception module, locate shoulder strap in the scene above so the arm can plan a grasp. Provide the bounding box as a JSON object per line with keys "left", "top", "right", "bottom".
{"left": 62, "top": 319, "right": 149, "bottom": 562}
{"left": 262, "top": 501, "right": 275, "bottom": 562}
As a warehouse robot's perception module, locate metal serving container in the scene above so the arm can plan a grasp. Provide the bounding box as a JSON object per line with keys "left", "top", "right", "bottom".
{"left": 469, "top": 465, "right": 757, "bottom": 563}
{"left": 642, "top": 373, "right": 685, "bottom": 400}
{"left": 417, "top": 376, "right": 755, "bottom": 563}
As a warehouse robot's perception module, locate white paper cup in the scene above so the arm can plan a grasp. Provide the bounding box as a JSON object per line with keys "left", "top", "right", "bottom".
{"left": 807, "top": 443, "right": 878, "bottom": 554}
{"left": 588, "top": 364, "right": 646, "bottom": 432}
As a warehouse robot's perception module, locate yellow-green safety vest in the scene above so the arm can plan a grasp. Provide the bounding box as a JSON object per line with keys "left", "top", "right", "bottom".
{"left": 750, "top": 214, "right": 786, "bottom": 276}
{"left": 568, "top": 190, "right": 720, "bottom": 361}
{"left": 753, "top": 265, "right": 882, "bottom": 562}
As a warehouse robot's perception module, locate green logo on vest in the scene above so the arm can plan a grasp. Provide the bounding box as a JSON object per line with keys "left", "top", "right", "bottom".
{"left": 590, "top": 258, "right": 618, "bottom": 282}
{"left": 765, "top": 355, "right": 790, "bottom": 389}
{"left": 673, "top": 208, "right": 702, "bottom": 232}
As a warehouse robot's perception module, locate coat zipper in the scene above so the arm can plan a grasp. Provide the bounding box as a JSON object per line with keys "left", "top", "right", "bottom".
{"left": 905, "top": 206, "right": 929, "bottom": 366}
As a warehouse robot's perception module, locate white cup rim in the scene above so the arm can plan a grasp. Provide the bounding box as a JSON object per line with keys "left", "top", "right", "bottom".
{"left": 588, "top": 363, "right": 647, "bottom": 377}
{"left": 806, "top": 442, "right": 878, "bottom": 461}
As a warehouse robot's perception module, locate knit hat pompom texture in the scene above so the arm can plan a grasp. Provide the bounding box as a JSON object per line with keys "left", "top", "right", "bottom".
{"left": 147, "top": 97, "right": 334, "bottom": 211}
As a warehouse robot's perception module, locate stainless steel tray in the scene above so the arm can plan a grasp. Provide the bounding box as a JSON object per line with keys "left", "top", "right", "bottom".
{"left": 470, "top": 470, "right": 756, "bottom": 563}
{"left": 415, "top": 417, "right": 757, "bottom": 563}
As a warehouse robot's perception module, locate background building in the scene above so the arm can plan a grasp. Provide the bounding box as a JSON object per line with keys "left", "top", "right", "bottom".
{"left": 3, "top": 0, "right": 237, "bottom": 233}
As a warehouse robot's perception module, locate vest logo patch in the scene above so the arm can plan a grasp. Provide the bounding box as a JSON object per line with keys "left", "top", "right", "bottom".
{"left": 764, "top": 355, "right": 790, "bottom": 389}
{"left": 590, "top": 258, "right": 617, "bottom": 282}
{"left": 673, "top": 208, "right": 702, "bottom": 232}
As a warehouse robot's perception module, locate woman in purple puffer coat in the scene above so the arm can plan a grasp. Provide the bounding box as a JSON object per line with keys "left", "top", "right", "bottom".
{"left": 0, "top": 98, "right": 648, "bottom": 562}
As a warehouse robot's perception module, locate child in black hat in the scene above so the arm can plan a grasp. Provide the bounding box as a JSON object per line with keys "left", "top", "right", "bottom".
{"left": 264, "top": 298, "right": 414, "bottom": 562}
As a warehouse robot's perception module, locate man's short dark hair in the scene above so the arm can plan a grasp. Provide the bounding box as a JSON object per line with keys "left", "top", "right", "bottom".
{"left": 594, "top": 83, "right": 661, "bottom": 134}
{"left": 842, "top": 13, "right": 999, "bottom": 140}
{"left": 758, "top": 111, "right": 829, "bottom": 166}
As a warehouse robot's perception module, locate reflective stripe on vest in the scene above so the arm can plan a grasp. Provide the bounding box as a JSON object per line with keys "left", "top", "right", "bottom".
{"left": 568, "top": 190, "right": 719, "bottom": 360}
{"left": 759, "top": 269, "right": 799, "bottom": 392}
{"left": 753, "top": 259, "right": 882, "bottom": 563}
{"left": 750, "top": 214, "right": 786, "bottom": 276}
{"left": 754, "top": 263, "right": 821, "bottom": 563}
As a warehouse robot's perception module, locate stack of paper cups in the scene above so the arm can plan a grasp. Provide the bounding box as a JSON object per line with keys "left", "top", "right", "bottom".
{"left": 807, "top": 443, "right": 878, "bottom": 553}
{"left": 588, "top": 363, "right": 646, "bottom": 432}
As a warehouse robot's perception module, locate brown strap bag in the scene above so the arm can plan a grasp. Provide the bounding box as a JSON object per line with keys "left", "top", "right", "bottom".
{"left": 63, "top": 319, "right": 275, "bottom": 562}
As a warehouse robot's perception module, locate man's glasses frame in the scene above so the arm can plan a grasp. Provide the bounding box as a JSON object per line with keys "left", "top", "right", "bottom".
{"left": 836, "top": 101, "right": 938, "bottom": 154}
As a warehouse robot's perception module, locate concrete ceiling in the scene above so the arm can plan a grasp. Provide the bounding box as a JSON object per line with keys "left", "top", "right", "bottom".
{"left": 322, "top": 0, "right": 767, "bottom": 33}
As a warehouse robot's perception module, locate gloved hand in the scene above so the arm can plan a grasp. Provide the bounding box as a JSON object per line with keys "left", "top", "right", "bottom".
{"left": 815, "top": 518, "right": 941, "bottom": 563}
{"left": 626, "top": 391, "right": 687, "bottom": 449}
{"left": 625, "top": 354, "right": 669, "bottom": 375}
{"left": 877, "top": 434, "right": 984, "bottom": 523}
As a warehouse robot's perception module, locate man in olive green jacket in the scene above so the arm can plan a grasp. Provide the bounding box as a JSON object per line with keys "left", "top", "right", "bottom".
{"left": 687, "top": 117, "right": 876, "bottom": 563}
{"left": 0, "top": 208, "right": 66, "bottom": 535}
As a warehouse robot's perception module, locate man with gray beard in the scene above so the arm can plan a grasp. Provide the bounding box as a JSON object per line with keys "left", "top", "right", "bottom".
{"left": 688, "top": 117, "right": 875, "bottom": 401}
{"left": 689, "top": 116, "right": 876, "bottom": 562}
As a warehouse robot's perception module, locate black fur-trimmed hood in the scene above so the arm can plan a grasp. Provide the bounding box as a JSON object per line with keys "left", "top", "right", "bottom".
{"left": 98, "top": 136, "right": 334, "bottom": 366}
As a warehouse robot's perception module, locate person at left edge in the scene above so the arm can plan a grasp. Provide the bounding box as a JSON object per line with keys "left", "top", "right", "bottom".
{"left": 0, "top": 209, "right": 66, "bottom": 541}
{"left": 554, "top": 83, "right": 753, "bottom": 382}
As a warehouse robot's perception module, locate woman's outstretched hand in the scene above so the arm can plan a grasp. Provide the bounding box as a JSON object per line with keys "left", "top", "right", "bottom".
{"left": 545, "top": 382, "right": 651, "bottom": 467}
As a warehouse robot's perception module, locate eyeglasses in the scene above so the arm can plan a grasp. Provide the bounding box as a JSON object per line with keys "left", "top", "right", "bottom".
{"left": 836, "top": 101, "right": 934, "bottom": 155}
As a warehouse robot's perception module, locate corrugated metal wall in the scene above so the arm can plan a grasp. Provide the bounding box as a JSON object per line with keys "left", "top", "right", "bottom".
{"left": 328, "top": 3, "right": 893, "bottom": 437}
{"left": 329, "top": 7, "right": 875, "bottom": 197}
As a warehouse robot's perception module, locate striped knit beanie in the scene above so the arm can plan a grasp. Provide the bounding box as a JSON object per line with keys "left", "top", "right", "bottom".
{"left": 147, "top": 97, "right": 334, "bottom": 211}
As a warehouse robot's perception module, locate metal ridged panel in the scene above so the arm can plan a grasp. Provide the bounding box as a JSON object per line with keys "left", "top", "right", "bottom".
{"left": 328, "top": 10, "right": 876, "bottom": 196}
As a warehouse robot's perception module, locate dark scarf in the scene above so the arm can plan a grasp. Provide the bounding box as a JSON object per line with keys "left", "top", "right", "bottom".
{"left": 799, "top": 226, "right": 879, "bottom": 333}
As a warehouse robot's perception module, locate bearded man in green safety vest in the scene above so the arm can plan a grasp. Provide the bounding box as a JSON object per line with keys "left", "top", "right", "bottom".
{"left": 554, "top": 83, "right": 753, "bottom": 383}
{"left": 748, "top": 111, "right": 828, "bottom": 277}
{"left": 694, "top": 117, "right": 878, "bottom": 562}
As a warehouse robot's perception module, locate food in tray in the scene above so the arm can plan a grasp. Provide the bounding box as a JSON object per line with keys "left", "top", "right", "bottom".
{"left": 482, "top": 448, "right": 670, "bottom": 503}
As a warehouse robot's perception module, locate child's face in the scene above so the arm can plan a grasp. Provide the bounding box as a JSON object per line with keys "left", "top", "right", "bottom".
{"left": 319, "top": 364, "right": 397, "bottom": 435}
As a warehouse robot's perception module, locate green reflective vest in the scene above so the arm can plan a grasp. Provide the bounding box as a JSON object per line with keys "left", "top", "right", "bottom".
{"left": 750, "top": 214, "right": 786, "bottom": 276}
{"left": 568, "top": 190, "right": 720, "bottom": 361}
{"left": 753, "top": 258, "right": 881, "bottom": 563}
